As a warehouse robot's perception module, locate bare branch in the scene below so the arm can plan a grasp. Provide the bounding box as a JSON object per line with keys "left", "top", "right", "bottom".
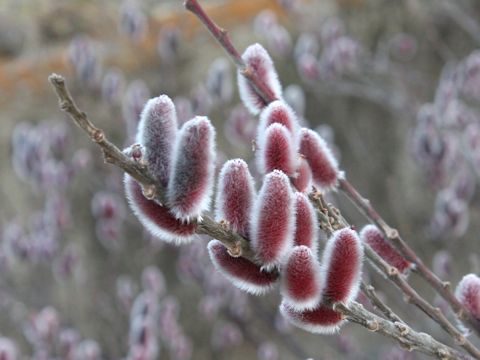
{"left": 334, "top": 301, "right": 471, "bottom": 360}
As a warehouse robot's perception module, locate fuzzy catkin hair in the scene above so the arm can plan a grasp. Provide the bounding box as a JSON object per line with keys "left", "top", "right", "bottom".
{"left": 136, "top": 95, "right": 178, "bottom": 187}
{"left": 237, "top": 44, "right": 282, "bottom": 115}
{"left": 299, "top": 128, "right": 342, "bottom": 192}
{"left": 293, "top": 192, "right": 319, "bottom": 255}
{"left": 124, "top": 175, "right": 197, "bottom": 244}
{"left": 321, "top": 228, "right": 363, "bottom": 304}
{"left": 281, "top": 246, "right": 322, "bottom": 311}
{"left": 280, "top": 301, "right": 345, "bottom": 334}
{"left": 257, "top": 123, "right": 297, "bottom": 176}
{"left": 250, "top": 170, "right": 295, "bottom": 270}
{"left": 215, "top": 159, "right": 256, "bottom": 237}
{"left": 360, "top": 225, "right": 412, "bottom": 274}
{"left": 207, "top": 240, "right": 279, "bottom": 295}
{"left": 167, "top": 116, "right": 216, "bottom": 222}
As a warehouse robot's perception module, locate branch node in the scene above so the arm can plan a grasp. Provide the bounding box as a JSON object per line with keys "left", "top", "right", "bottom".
{"left": 227, "top": 241, "right": 242, "bottom": 258}
{"left": 141, "top": 184, "right": 157, "bottom": 200}
{"left": 366, "top": 320, "right": 380, "bottom": 332}
{"left": 394, "top": 322, "right": 410, "bottom": 336}
{"left": 93, "top": 129, "right": 105, "bottom": 143}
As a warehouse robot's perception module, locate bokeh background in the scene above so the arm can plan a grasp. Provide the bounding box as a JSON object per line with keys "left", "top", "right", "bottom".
{"left": 1, "top": 0, "right": 480, "bottom": 359}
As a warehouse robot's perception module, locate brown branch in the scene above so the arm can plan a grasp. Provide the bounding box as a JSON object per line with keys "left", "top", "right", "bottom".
{"left": 311, "top": 193, "right": 480, "bottom": 359}
{"left": 338, "top": 178, "right": 480, "bottom": 337}
{"left": 334, "top": 301, "right": 471, "bottom": 360}
{"left": 48, "top": 72, "right": 466, "bottom": 359}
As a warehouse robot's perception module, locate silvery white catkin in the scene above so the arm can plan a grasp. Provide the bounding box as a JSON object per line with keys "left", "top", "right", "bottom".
{"left": 257, "top": 123, "right": 297, "bottom": 176}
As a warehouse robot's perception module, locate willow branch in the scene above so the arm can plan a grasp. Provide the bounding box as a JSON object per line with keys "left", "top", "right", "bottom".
{"left": 334, "top": 301, "right": 470, "bottom": 360}
{"left": 310, "top": 192, "right": 480, "bottom": 359}
{"left": 338, "top": 178, "right": 480, "bottom": 337}
{"left": 49, "top": 72, "right": 466, "bottom": 359}
{"left": 48, "top": 73, "right": 255, "bottom": 262}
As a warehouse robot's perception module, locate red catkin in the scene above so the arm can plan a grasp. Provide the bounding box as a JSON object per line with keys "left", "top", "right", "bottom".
{"left": 124, "top": 175, "right": 197, "bottom": 244}
{"left": 455, "top": 274, "right": 480, "bottom": 321}
{"left": 293, "top": 192, "right": 319, "bottom": 255}
{"left": 167, "top": 116, "right": 216, "bottom": 222}
{"left": 280, "top": 301, "right": 345, "bottom": 334}
{"left": 321, "top": 228, "right": 363, "bottom": 304}
{"left": 215, "top": 159, "right": 256, "bottom": 237}
{"left": 250, "top": 170, "right": 295, "bottom": 270}
{"left": 360, "top": 225, "right": 413, "bottom": 274}
{"left": 237, "top": 44, "right": 282, "bottom": 115}
{"left": 207, "top": 240, "right": 279, "bottom": 295}
{"left": 281, "top": 246, "right": 322, "bottom": 311}
{"left": 257, "top": 123, "right": 297, "bottom": 176}
{"left": 299, "top": 128, "right": 342, "bottom": 192}
{"left": 257, "top": 100, "right": 299, "bottom": 148}
{"left": 292, "top": 157, "right": 312, "bottom": 193}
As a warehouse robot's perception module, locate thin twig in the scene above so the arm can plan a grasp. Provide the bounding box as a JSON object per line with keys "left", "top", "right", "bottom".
{"left": 334, "top": 301, "right": 471, "bottom": 360}
{"left": 338, "top": 178, "right": 480, "bottom": 337}
{"left": 311, "top": 192, "right": 480, "bottom": 359}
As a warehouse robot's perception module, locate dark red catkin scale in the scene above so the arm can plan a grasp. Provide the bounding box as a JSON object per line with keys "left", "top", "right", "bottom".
{"left": 237, "top": 43, "right": 282, "bottom": 115}
{"left": 257, "top": 123, "right": 297, "bottom": 176}
{"left": 207, "top": 240, "right": 279, "bottom": 295}
{"left": 167, "top": 116, "right": 216, "bottom": 222}
{"left": 215, "top": 159, "right": 255, "bottom": 237}
{"left": 293, "top": 192, "right": 319, "bottom": 255}
{"left": 292, "top": 157, "right": 312, "bottom": 193}
{"left": 455, "top": 274, "right": 480, "bottom": 321}
{"left": 299, "top": 128, "right": 342, "bottom": 192}
{"left": 360, "top": 225, "right": 413, "bottom": 275}
{"left": 250, "top": 170, "right": 295, "bottom": 270}
{"left": 280, "top": 301, "right": 345, "bottom": 334}
{"left": 281, "top": 246, "right": 322, "bottom": 311}
{"left": 321, "top": 228, "right": 363, "bottom": 304}
{"left": 136, "top": 95, "right": 177, "bottom": 187}
{"left": 124, "top": 175, "right": 196, "bottom": 244}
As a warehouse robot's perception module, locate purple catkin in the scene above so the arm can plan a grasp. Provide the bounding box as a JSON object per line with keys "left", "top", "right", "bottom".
{"left": 237, "top": 44, "right": 282, "bottom": 115}
{"left": 215, "top": 159, "right": 255, "bottom": 236}
{"left": 0, "top": 337, "right": 18, "bottom": 360}
{"left": 321, "top": 228, "right": 363, "bottom": 304}
{"left": 136, "top": 95, "right": 178, "bottom": 187}
{"left": 455, "top": 274, "right": 480, "bottom": 321}
{"left": 292, "top": 157, "right": 312, "bottom": 193}
{"left": 124, "top": 175, "right": 197, "bottom": 244}
{"left": 280, "top": 301, "right": 345, "bottom": 334}
{"left": 299, "top": 128, "right": 342, "bottom": 192}
{"left": 257, "top": 123, "right": 297, "bottom": 176}
{"left": 281, "top": 246, "right": 322, "bottom": 311}
{"left": 167, "top": 116, "right": 216, "bottom": 221}
{"left": 257, "top": 100, "right": 299, "bottom": 149}
{"left": 293, "top": 192, "right": 318, "bottom": 254}
{"left": 207, "top": 240, "right": 279, "bottom": 295}
{"left": 360, "top": 225, "right": 412, "bottom": 275}
{"left": 250, "top": 170, "right": 295, "bottom": 270}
